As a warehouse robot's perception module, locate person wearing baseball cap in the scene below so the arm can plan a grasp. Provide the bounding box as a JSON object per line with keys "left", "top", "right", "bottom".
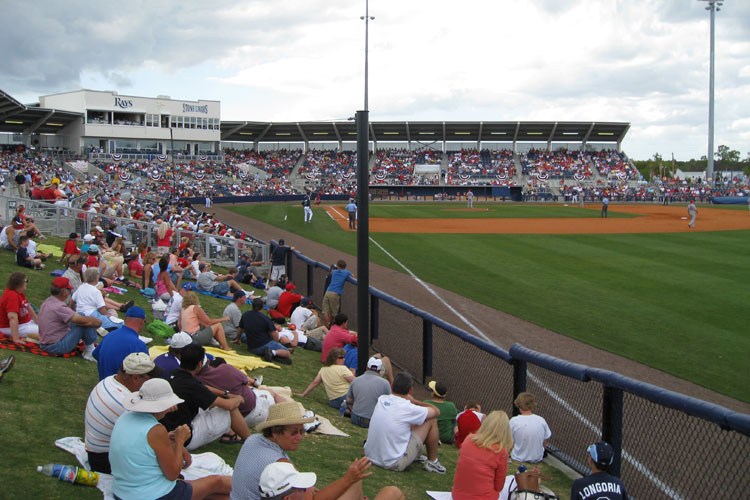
{"left": 258, "top": 462, "right": 316, "bottom": 499}
{"left": 232, "top": 401, "right": 405, "bottom": 500}
{"left": 153, "top": 331, "right": 194, "bottom": 379}
{"left": 109, "top": 378, "right": 232, "bottom": 499}
{"left": 37, "top": 276, "right": 102, "bottom": 360}
{"left": 345, "top": 356, "right": 392, "bottom": 429}
{"left": 424, "top": 380, "right": 458, "bottom": 445}
{"left": 92, "top": 306, "right": 149, "bottom": 381}
{"left": 570, "top": 441, "right": 630, "bottom": 500}
{"left": 84, "top": 352, "right": 164, "bottom": 474}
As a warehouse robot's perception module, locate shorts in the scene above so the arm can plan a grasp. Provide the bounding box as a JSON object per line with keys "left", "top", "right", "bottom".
{"left": 187, "top": 407, "right": 231, "bottom": 450}
{"left": 383, "top": 432, "right": 424, "bottom": 472}
{"left": 211, "top": 281, "right": 230, "bottom": 296}
{"left": 191, "top": 326, "right": 214, "bottom": 346}
{"left": 321, "top": 291, "right": 340, "bottom": 317}
{"left": 244, "top": 389, "right": 274, "bottom": 428}
{"left": 270, "top": 265, "right": 286, "bottom": 282}
{"left": 156, "top": 480, "right": 193, "bottom": 500}
{"left": 0, "top": 321, "right": 39, "bottom": 337}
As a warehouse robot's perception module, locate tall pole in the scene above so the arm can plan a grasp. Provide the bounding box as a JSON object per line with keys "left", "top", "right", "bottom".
{"left": 702, "top": 0, "right": 721, "bottom": 185}
{"left": 356, "top": 0, "right": 373, "bottom": 376}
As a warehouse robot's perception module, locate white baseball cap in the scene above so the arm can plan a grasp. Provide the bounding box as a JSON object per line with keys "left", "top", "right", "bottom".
{"left": 258, "top": 462, "right": 316, "bottom": 498}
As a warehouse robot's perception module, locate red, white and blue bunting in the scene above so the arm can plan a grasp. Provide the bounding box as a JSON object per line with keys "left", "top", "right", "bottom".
{"left": 459, "top": 172, "right": 471, "bottom": 181}
{"left": 148, "top": 170, "right": 162, "bottom": 181}
{"left": 574, "top": 173, "right": 585, "bottom": 181}
{"left": 214, "top": 173, "right": 224, "bottom": 181}
{"left": 537, "top": 172, "right": 550, "bottom": 181}
{"left": 157, "top": 154, "right": 168, "bottom": 162}
{"left": 341, "top": 171, "right": 354, "bottom": 179}
{"left": 374, "top": 171, "right": 387, "bottom": 181}
{"left": 199, "top": 155, "right": 208, "bottom": 162}
{"left": 238, "top": 170, "right": 249, "bottom": 180}
{"left": 617, "top": 172, "right": 628, "bottom": 180}
{"left": 118, "top": 171, "right": 131, "bottom": 182}
{"left": 194, "top": 172, "right": 205, "bottom": 181}
{"left": 495, "top": 173, "right": 508, "bottom": 181}
{"left": 111, "top": 153, "right": 122, "bottom": 162}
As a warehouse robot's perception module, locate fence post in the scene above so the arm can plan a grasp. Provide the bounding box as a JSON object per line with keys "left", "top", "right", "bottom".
{"left": 286, "top": 250, "right": 293, "bottom": 280}
{"left": 602, "top": 385, "right": 624, "bottom": 477}
{"left": 306, "top": 263, "right": 314, "bottom": 298}
{"left": 422, "top": 320, "right": 433, "bottom": 383}
{"left": 512, "top": 359, "right": 527, "bottom": 416}
{"left": 370, "top": 295, "right": 379, "bottom": 342}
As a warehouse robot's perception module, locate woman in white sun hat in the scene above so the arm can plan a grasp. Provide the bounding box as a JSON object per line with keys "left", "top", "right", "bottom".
{"left": 109, "top": 378, "right": 232, "bottom": 500}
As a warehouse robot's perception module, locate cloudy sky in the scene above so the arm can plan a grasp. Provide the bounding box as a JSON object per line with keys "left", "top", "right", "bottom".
{"left": 2, "top": 0, "right": 748, "bottom": 160}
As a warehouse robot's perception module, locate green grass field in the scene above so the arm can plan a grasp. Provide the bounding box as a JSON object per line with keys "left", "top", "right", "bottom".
{"left": 227, "top": 202, "right": 750, "bottom": 403}
{"left": 0, "top": 238, "right": 572, "bottom": 499}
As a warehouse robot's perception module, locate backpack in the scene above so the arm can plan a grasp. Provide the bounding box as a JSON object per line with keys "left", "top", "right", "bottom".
{"left": 146, "top": 319, "right": 176, "bottom": 338}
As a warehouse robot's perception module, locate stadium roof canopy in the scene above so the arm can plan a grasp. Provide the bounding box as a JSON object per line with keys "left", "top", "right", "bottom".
{"left": 221, "top": 120, "right": 630, "bottom": 145}
{"left": 0, "top": 89, "right": 82, "bottom": 135}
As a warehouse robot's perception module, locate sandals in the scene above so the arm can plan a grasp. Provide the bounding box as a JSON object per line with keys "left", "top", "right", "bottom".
{"left": 220, "top": 433, "right": 243, "bottom": 444}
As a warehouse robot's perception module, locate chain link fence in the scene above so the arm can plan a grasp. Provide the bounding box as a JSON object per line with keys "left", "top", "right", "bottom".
{"left": 283, "top": 247, "right": 750, "bottom": 499}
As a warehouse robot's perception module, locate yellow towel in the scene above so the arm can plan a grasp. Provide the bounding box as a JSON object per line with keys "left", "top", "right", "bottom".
{"left": 148, "top": 345, "right": 280, "bottom": 371}
{"left": 37, "top": 244, "right": 63, "bottom": 257}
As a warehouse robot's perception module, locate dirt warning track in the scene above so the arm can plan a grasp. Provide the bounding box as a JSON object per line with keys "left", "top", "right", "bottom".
{"left": 326, "top": 204, "right": 750, "bottom": 234}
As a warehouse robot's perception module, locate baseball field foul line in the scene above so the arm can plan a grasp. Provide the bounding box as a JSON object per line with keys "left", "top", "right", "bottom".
{"left": 368, "top": 236, "right": 496, "bottom": 346}
{"left": 372, "top": 235, "right": 680, "bottom": 498}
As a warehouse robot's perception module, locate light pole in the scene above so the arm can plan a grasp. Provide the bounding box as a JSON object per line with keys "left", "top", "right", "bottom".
{"left": 699, "top": 0, "right": 722, "bottom": 185}
{"left": 356, "top": 1, "right": 374, "bottom": 376}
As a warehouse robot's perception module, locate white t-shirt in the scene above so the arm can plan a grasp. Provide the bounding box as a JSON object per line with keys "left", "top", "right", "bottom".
{"left": 364, "top": 394, "right": 428, "bottom": 467}
{"left": 27, "top": 239, "right": 38, "bottom": 258}
{"left": 289, "top": 306, "right": 313, "bottom": 329}
{"left": 72, "top": 283, "right": 105, "bottom": 315}
{"left": 509, "top": 413, "right": 551, "bottom": 462}
{"left": 165, "top": 292, "right": 183, "bottom": 325}
{"left": 278, "top": 328, "right": 307, "bottom": 345}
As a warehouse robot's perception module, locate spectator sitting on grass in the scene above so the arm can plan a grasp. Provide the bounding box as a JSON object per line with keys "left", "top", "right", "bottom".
{"left": 238, "top": 298, "right": 291, "bottom": 364}
{"left": 16, "top": 235, "right": 43, "bottom": 269}
{"left": 509, "top": 392, "right": 551, "bottom": 463}
{"left": 365, "top": 372, "right": 446, "bottom": 474}
{"left": 160, "top": 343, "right": 252, "bottom": 450}
{"left": 264, "top": 279, "right": 284, "bottom": 309}
{"left": 232, "top": 401, "right": 405, "bottom": 500}
{"left": 25, "top": 230, "right": 52, "bottom": 262}
{"left": 289, "top": 297, "right": 328, "bottom": 341}
{"left": 110, "top": 378, "right": 232, "bottom": 499}
{"left": 84, "top": 352, "right": 164, "bottom": 474}
{"left": 346, "top": 356, "right": 392, "bottom": 429}
{"left": 92, "top": 306, "right": 148, "bottom": 381}
{"left": 178, "top": 291, "right": 232, "bottom": 351}
{"left": 196, "top": 262, "right": 244, "bottom": 298}
{"left": 296, "top": 347, "right": 354, "bottom": 411}
{"left": 223, "top": 289, "right": 247, "bottom": 343}
{"left": 61, "top": 232, "right": 81, "bottom": 266}
{"left": 0, "top": 271, "right": 39, "bottom": 342}
{"left": 455, "top": 401, "right": 484, "bottom": 448}
{"left": 196, "top": 356, "right": 283, "bottom": 429}
{"left": 153, "top": 331, "right": 194, "bottom": 378}
{"left": 321, "top": 313, "right": 357, "bottom": 363}
{"left": 274, "top": 282, "right": 302, "bottom": 319}
{"left": 424, "top": 380, "right": 459, "bottom": 445}
{"left": 38, "top": 276, "right": 102, "bottom": 360}
{"left": 71, "top": 267, "right": 126, "bottom": 331}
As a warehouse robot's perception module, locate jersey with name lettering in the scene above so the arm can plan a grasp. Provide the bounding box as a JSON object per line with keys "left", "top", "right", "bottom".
{"left": 571, "top": 471, "right": 629, "bottom": 500}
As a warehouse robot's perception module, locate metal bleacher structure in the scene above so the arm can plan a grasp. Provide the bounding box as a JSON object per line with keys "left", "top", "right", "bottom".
{"left": 3, "top": 89, "right": 749, "bottom": 497}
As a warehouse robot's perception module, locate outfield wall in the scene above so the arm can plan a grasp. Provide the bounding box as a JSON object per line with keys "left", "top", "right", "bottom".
{"left": 276, "top": 242, "right": 750, "bottom": 500}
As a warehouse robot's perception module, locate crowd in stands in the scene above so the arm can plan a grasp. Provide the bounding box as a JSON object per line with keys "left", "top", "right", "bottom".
{"left": 587, "top": 150, "right": 639, "bottom": 180}
{"left": 446, "top": 149, "right": 516, "bottom": 186}
{"left": 520, "top": 148, "right": 592, "bottom": 180}
{"left": 371, "top": 148, "right": 441, "bottom": 186}
{"left": 299, "top": 150, "right": 359, "bottom": 194}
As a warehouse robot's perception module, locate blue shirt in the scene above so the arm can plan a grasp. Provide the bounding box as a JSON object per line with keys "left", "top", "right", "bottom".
{"left": 93, "top": 325, "right": 148, "bottom": 380}
{"left": 345, "top": 202, "right": 357, "bottom": 213}
{"left": 326, "top": 269, "right": 352, "bottom": 295}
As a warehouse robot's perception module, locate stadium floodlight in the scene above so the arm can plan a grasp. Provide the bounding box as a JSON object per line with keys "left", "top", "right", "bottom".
{"left": 698, "top": 0, "right": 722, "bottom": 185}
{"left": 360, "top": 2, "right": 375, "bottom": 111}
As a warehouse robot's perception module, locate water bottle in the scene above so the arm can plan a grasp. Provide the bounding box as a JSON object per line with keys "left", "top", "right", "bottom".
{"left": 517, "top": 464, "right": 527, "bottom": 473}
{"left": 37, "top": 464, "right": 99, "bottom": 486}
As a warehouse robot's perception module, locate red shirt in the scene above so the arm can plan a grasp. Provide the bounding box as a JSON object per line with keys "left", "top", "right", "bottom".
{"left": 452, "top": 439, "right": 508, "bottom": 500}
{"left": 63, "top": 240, "right": 81, "bottom": 255}
{"left": 87, "top": 254, "right": 100, "bottom": 268}
{"left": 157, "top": 229, "right": 173, "bottom": 247}
{"left": 455, "top": 410, "right": 483, "bottom": 448}
{"left": 0, "top": 288, "right": 32, "bottom": 328}
{"left": 276, "top": 291, "right": 302, "bottom": 318}
{"left": 321, "top": 324, "right": 357, "bottom": 362}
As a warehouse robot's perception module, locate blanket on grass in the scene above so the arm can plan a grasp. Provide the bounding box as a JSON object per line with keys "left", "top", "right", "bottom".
{"left": 0, "top": 333, "right": 83, "bottom": 357}
{"left": 55, "top": 437, "right": 233, "bottom": 500}
{"left": 148, "top": 344, "right": 279, "bottom": 371}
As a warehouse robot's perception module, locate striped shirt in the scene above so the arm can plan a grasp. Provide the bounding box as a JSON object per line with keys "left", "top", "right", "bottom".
{"left": 84, "top": 375, "right": 131, "bottom": 453}
{"left": 231, "top": 434, "right": 289, "bottom": 500}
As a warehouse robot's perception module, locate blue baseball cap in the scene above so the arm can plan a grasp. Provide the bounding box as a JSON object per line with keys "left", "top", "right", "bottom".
{"left": 588, "top": 442, "right": 614, "bottom": 467}
{"left": 125, "top": 306, "right": 146, "bottom": 319}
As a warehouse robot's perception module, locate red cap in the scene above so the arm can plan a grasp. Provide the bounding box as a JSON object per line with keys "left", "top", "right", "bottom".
{"left": 285, "top": 283, "right": 296, "bottom": 291}
{"left": 52, "top": 277, "right": 74, "bottom": 290}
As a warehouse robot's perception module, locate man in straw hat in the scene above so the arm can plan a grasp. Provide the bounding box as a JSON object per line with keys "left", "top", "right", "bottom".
{"left": 231, "top": 401, "right": 405, "bottom": 500}
{"left": 109, "top": 378, "right": 232, "bottom": 499}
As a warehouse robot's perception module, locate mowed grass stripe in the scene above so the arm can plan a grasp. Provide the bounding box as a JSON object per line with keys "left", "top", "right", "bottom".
{"left": 369, "top": 203, "right": 636, "bottom": 219}
{"left": 226, "top": 203, "right": 750, "bottom": 402}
